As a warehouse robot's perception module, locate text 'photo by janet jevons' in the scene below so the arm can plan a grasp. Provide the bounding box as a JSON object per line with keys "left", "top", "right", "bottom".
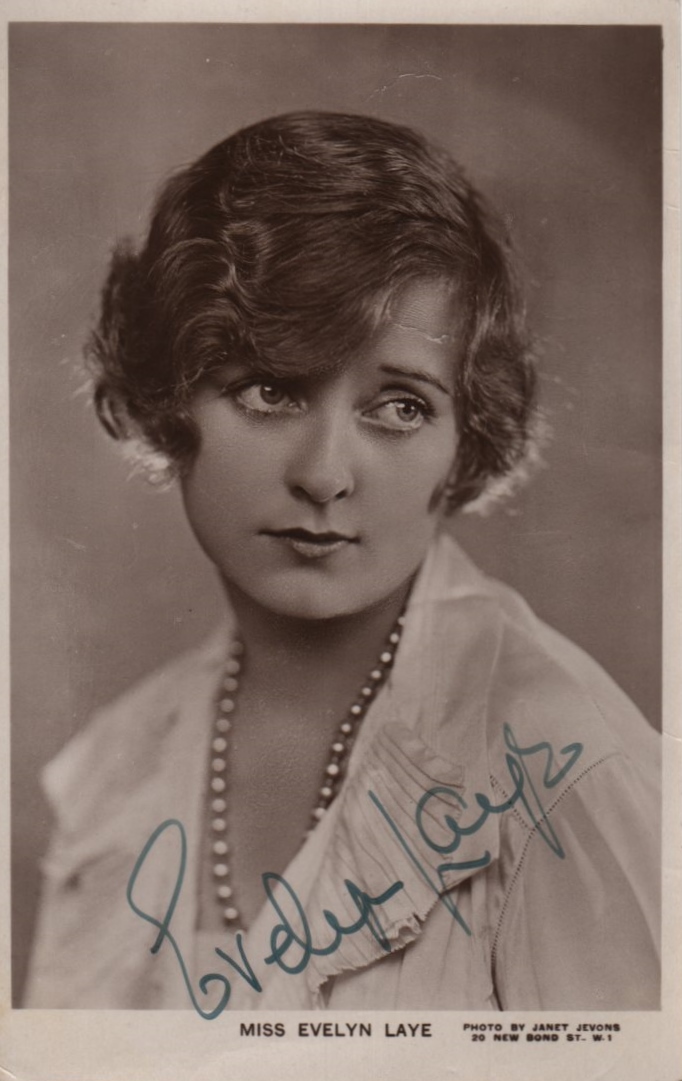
{"left": 2, "top": 3, "right": 681, "bottom": 1081}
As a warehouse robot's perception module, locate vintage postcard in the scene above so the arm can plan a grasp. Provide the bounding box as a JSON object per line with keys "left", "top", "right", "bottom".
{"left": 1, "top": 2, "right": 680, "bottom": 1080}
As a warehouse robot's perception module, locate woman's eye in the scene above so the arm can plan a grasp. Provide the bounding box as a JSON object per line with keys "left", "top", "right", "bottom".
{"left": 233, "top": 382, "right": 298, "bottom": 414}
{"left": 367, "top": 397, "right": 429, "bottom": 431}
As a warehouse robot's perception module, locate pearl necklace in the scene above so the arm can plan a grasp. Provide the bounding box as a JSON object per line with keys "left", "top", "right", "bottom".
{"left": 206, "top": 614, "right": 406, "bottom": 928}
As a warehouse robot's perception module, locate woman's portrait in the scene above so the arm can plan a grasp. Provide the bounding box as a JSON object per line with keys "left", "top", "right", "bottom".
{"left": 10, "top": 24, "right": 662, "bottom": 1016}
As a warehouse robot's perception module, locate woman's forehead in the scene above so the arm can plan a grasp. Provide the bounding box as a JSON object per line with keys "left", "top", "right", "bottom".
{"left": 383, "top": 279, "right": 459, "bottom": 345}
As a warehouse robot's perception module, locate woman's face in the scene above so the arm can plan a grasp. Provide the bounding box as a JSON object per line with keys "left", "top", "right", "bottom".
{"left": 181, "top": 279, "right": 459, "bottom": 622}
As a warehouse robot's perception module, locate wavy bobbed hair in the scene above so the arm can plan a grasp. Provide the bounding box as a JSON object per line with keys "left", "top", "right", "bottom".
{"left": 89, "top": 111, "right": 538, "bottom": 512}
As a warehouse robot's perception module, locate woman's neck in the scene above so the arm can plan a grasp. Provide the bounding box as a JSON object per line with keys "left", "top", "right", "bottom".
{"left": 220, "top": 577, "right": 413, "bottom": 722}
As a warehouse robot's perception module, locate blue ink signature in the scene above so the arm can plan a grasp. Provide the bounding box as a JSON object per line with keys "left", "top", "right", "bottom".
{"left": 370, "top": 723, "right": 583, "bottom": 935}
{"left": 126, "top": 722, "right": 582, "bottom": 1018}
{"left": 127, "top": 821, "right": 403, "bottom": 1019}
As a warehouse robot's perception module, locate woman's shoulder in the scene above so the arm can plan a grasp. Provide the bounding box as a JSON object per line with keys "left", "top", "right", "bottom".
{"left": 89, "top": 629, "right": 227, "bottom": 729}
{"left": 41, "top": 629, "right": 227, "bottom": 832}
{"left": 485, "top": 574, "right": 659, "bottom": 779}
{"left": 414, "top": 533, "right": 659, "bottom": 784}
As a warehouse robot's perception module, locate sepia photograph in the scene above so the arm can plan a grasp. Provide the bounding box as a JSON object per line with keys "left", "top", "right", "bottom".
{"left": 3, "top": 7, "right": 680, "bottom": 1081}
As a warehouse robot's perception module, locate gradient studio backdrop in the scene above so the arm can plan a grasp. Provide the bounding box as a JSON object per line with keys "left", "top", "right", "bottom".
{"left": 10, "top": 24, "right": 662, "bottom": 1002}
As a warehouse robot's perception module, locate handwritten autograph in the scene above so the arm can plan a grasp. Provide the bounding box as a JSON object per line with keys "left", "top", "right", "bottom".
{"left": 126, "top": 723, "right": 583, "bottom": 1018}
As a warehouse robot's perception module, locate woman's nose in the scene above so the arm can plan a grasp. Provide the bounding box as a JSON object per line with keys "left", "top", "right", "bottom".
{"left": 285, "top": 413, "right": 356, "bottom": 504}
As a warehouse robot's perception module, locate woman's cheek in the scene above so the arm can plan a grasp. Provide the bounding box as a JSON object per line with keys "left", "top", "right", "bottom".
{"left": 385, "top": 441, "right": 456, "bottom": 518}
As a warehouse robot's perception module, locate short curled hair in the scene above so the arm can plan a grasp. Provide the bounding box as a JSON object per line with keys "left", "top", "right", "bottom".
{"left": 89, "top": 111, "right": 538, "bottom": 512}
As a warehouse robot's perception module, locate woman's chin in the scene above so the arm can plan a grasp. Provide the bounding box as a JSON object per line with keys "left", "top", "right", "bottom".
{"left": 220, "top": 570, "right": 412, "bottom": 626}
{"left": 244, "top": 588, "right": 371, "bottom": 624}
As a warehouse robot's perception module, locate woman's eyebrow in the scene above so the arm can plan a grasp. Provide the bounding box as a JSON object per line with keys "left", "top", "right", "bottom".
{"left": 379, "top": 364, "right": 453, "bottom": 398}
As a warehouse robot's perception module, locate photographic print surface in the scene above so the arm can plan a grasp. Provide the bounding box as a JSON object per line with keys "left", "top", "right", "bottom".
{"left": 2, "top": 5, "right": 680, "bottom": 1081}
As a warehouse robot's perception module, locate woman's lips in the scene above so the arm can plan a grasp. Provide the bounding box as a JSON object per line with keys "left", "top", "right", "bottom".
{"left": 263, "top": 528, "right": 358, "bottom": 560}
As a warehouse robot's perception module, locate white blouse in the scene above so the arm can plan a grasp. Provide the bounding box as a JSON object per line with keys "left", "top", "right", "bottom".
{"left": 25, "top": 533, "right": 660, "bottom": 1012}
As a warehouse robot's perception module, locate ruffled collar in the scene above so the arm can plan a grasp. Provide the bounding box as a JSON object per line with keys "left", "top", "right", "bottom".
{"left": 226, "top": 532, "right": 505, "bottom": 1006}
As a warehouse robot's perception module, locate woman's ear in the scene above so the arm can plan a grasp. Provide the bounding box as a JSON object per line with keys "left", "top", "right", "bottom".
{"left": 428, "top": 468, "right": 458, "bottom": 515}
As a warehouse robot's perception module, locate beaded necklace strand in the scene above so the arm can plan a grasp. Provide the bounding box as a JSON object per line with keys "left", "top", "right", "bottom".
{"left": 205, "top": 614, "right": 405, "bottom": 927}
